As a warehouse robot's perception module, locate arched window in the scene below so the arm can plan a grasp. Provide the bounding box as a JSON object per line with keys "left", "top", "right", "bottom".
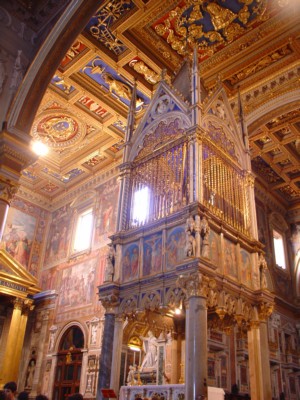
{"left": 53, "top": 326, "right": 84, "bottom": 400}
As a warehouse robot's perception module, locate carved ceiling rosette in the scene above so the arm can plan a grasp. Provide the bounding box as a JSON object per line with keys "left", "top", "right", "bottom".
{"left": 31, "top": 110, "right": 86, "bottom": 151}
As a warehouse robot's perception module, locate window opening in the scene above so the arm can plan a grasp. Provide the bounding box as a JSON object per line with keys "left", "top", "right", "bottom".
{"left": 73, "top": 208, "right": 93, "bottom": 252}
{"left": 132, "top": 186, "right": 150, "bottom": 225}
{"left": 273, "top": 229, "right": 286, "bottom": 269}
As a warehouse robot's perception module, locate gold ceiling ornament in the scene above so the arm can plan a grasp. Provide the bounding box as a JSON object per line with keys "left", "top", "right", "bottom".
{"left": 32, "top": 110, "right": 86, "bottom": 149}
{"left": 154, "top": 0, "right": 267, "bottom": 57}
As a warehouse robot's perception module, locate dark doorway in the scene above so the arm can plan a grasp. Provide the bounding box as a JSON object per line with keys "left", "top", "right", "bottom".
{"left": 53, "top": 326, "right": 84, "bottom": 400}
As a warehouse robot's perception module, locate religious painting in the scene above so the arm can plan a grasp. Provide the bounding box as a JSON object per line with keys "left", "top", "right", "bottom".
{"left": 240, "top": 249, "right": 251, "bottom": 287}
{"left": 208, "top": 359, "right": 215, "bottom": 379}
{"left": 122, "top": 243, "right": 139, "bottom": 282}
{"left": 289, "top": 376, "right": 296, "bottom": 394}
{"left": 224, "top": 238, "right": 238, "bottom": 279}
{"left": 2, "top": 207, "right": 37, "bottom": 270}
{"left": 143, "top": 233, "right": 162, "bottom": 277}
{"left": 208, "top": 230, "right": 220, "bottom": 269}
{"left": 44, "top": 204, "right": 71, "bottom": 266}
{"left": 57, "top": 257, "right": 97, "bottom": 310}
{"left": 166, "top": 226, "right": 186, "bottom": 270}
{"left": 94, "top": 177, "right": 119, "bottom": 246}
{"left": 240, "top": 364, "right": 248, "bottom": 386}
{"left": 40, "top": 266, "right": 57, "bottom": 291}
{"left": 221, "top": 356, "right": 227, "bottom": 388}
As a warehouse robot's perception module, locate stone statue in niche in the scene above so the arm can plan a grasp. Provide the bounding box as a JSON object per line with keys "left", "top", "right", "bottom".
{"left": 201, "top": 217, "right": 210, "bottom": 258}
{"left": 10, "top": 50, "right": 24, "bottom": 90}
{"left": 25, "top": 358, "right": 36, "bottom": 389}
{"left": 49, "top": 331, "right": 55, "bottom": 352}
{"left": 86, "top": 374, "right": 93, "bottom": 392}
{"left": 258, "top": 253, "right": 268, "bottom": 289}
{"left": 185, "top": 216, "right": 196, "bottom": 257}
{"left": 216, "top": 102, "right": 226, "bottom": 119}
{"left": 91, "top": 324, "right": 97, "bottom": 345}
{"left": 140, "top": 330, "right": 158, "bottom": 370}
{"left": 104, "top": 244, "right": 115, "bottom": 282}
{"left": 127, "top": 365, "right": 137, "bottom": 386}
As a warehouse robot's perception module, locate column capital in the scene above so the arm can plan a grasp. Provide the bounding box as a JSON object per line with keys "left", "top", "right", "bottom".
{"left": 0, "top": 178, "right": 19, "bottom": 204}
{"left": 15, "top": 298, "right": 34, "bottom": 315}
{"left": 13, "top": 297, "right": 24, "bottom": 310}
{"left": 177, "top": 271, "right": 214, "bottom": 299}
{"left": 258, "top": 301, "right": 274, "bottom": 321}
{"left": 99, "top": 292, "right": 119, "bottom": 314}
{"left": 244, "top": 170, "right": 255, "bottom": 187}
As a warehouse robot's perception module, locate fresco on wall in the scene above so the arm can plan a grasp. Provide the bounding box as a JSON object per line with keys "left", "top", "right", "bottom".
{"left": 40, "top": 266, "right": 57, "bottom": 290}
{"left": 166, "top": 226, "right": 186, "bottom": 270}
{"left": 94, "top": 177, "right": 119, "bottom": 245}
{"left": 97, "top": 246, "right": 108, "bottom": 286}
{"left": 240, "top": 249, "right": 251, "bottom": 286}
{"left": 57, "top": 257, "right": 97, "bottom": 310}
{"left": 122, "top": 243, "right": 139, "bottom": 282}
{"left": 45, "top": 205, "right": 71, "bottom": 266}
{"left": 208, "top": 230, "right": 220, "bottom": 269}
{"left": 208, "top": 359, "right": 215, "bottom": 379}
{"left": 143, "top": 233, "right": 162, "bottom": 277}
{"left": 2, "top": 208, "right": 37, "bottom": 271}
{"left": 224, "top": 238, "right": 238, "bottom": 279}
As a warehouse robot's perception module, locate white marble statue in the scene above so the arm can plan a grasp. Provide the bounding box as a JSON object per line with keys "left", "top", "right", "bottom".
{"left": 140, "top": 330, "right": 158, "bottom": 370}
{"left": 104, "top": 244, "right": 115, "bottom": 282}
{"left": 127, "top": 365, "right": 137, "bottom": 386}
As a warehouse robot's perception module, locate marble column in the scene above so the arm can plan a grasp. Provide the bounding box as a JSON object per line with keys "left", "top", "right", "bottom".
{"left": 0, "top": 178, "right": 19, "bottom": 241}
{"left": 247, "top": 303, "right": 273, "bottom": 400}
{"left": 97, "top": 293, "right": 119, "bottom": 400}
{"left": 110, "top": 315, "right": 124, "bottom": 396}
{"left": 177, "top": 272, "right": 212, "bottom": 400}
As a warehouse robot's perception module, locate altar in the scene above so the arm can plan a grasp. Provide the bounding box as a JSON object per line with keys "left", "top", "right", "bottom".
{"left": 119, "top": 384, "right": 185, "bottom": 400}
{"left": 119, "top": 384, "right": 225, "bottom": 400}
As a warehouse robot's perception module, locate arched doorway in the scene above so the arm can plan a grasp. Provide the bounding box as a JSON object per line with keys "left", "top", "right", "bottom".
{"left": 53, "top": 326, "right": 84, "bottom": 400}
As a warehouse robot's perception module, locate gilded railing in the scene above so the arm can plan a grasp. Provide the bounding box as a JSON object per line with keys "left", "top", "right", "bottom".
{"left": 128, "top": 142, "right": 189, "bottom": 228}
{"left": 203, "top": 145, "right": 250, "bottom": 236}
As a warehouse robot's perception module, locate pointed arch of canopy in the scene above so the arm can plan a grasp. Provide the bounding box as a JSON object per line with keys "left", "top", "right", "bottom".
{"left": 128, "top": 81, "right": 192, "bottom": 163}
{"left": 202, "top": 85, "right": 248, "bottom": 169}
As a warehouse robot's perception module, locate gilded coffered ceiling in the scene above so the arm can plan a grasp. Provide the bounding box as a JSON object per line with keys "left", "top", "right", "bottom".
{"left": 19, "top": 0, "right": 300, "bottom": 209}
